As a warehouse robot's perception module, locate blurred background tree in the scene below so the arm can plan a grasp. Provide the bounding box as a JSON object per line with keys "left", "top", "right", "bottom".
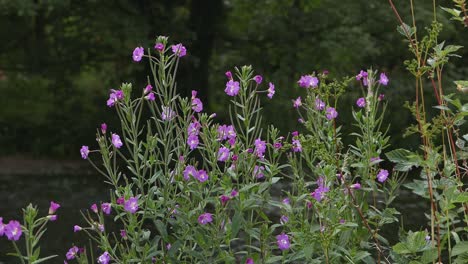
{"left": 0, "top": 0, "right": 467, "bottom": 157}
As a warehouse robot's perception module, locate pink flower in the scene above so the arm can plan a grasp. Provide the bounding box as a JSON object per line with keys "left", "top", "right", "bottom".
{"left": 97, "top": 251, "right": 110, "bottom": 264}
{"left": 120, "top": 229, "right": 127, "bottom": 239}
{"left": 132, "top": 47, "right": 144, "bottom": 62}
{"left": 298, "top": 75, "right": 319, "bottom": 88}
{"left": 276, "top": 233, "right": 291, "bottom": 250}
{"left": 282, "top": 198, "right": 290, "bottom": 205}
{"left": 154, "top": 43, "right": 164, "bottom": 52}
{"left": 49, "top": 201, "right": 60, "bottom": 214}
{"left": 198, "top": 213, "right": 213, "bottom": 225}
{"left": 80, "top": 146, "right": 89, "bottom": 159}
{"left": 124, "top": 197, "right": 139, "bottom": 213}
{"left": 66, "top": 246, "right": 79, "bottom": 260}
{"left": 253, "top": 165, "right": 265, "bottom": 179}
{"left": 101, "top": 123, "right": 107, "bottom": 134}
{"left": 0, "top": 217, "right": 5, "bottom": 236}
{"left": 220, "top": 195, "right": 230, "bottom": 206}
{"left": 379, "top": 73, "right": 389, "bottom": 86}
{"left": 377, "top": 169, "right": 389, "bottom": 183}
{"left": 254, "top": 138, "right": 266, "bottom": 158}
{"left": 292, "top": 139, "right": 302, "bottom": 152}
{"left": 195, "top": 170, "right": 209, "bottom": 182}
{"left": 144, "top": 84, "right": 153, "bottom": 94}
{"left": 73, "top": 225, "right": 82, "bottom": 232}
{"left": 171, "top": 44, "right": 187, "bottom": 57}
{"left": 188, "top": 121, "right": 201, "bottom": 136}
{"left": 145, "top": 92, "right": 155, "bottom": 101}
{"left": 187, "top": 134, "right": 199, "bottom": 150}
{"left": 351, "top": 183, "right": 361, "bottom": 189}
{"left": 225, "top": 71, "right": 233, "bottom": 80}
{"left": 90, "top": 204, "right": 98, "bottom": 213}
{"left": 254, "top": 75, "right": 263, "bottom": 84}
{"left": 183, "top": 165, "right": 198, "bottom": 181}
{"left": 267, "top": 82, "right": 275, "bottom": 99}
{"left": 378, "top": 94, "right": 385, "bottom": 101}
{"left": 116, "top": 197, "right": 125, "bottom": 205}
{"left": 4, "top": 220, "right": 22, "bottom": 241}
{"left": 246, "top": 258, "right": 254, "bottom": 264}
{"left": 48, "top": 215, "right": 57, "bottom": 221}
{"left": 192, "top": 97, "right": 203, "bottom": 112}
{"left": 225, "top": 80, "right": 240, "bottom": 96}
{"left": 280, "top": 215, "right": 289, "bottom": 224}
{"left": 111, "top": 133, "right": 123, "bottom": 148}
{"left": 325, "top": 107, "right": 338, "bottom": 120}
{"left": 315, "top": 98, "right": 325, "bottom": 110}
{"left": 356, "top": 97, "right": 366, "bottom": 108}
{"left": 217, "top": 147, "right": 230, "bottom": 162}
{"left": 356, "top": 70, "right": 368, "bottom": 86}
{"left": 293, "top": 97, "right": 302, "bottom": 108}
{"left": 101, "top": 203, "right": 112, "bottom": 215}
{"left": 230, "top": 189, "right": 238, "bottom": 197}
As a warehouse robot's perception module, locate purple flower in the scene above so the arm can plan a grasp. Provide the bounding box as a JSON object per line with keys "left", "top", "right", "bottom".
{"left": 254, "top": 138, "right": 266, "bottom": 158}
{"left": 298, "top": 75, "right": 319, "bottom": 88}
{"left": 183, "top": 165, "right": 198, "bottom": 181}
{"left": 377, "top": 169, "right": 389, "bottom": 183}
{"left": 106, "top": 90, "right": 124, "bottom": 107}
{"left": 226, "top": 125, "right": 236, "bottom": 139}
{"left": 253, "top": 165, "right": 265, "bottom": 179}
{"left": 80, "top": 146, "right": 89, "bottom": 159}
{"left": 379, "top": 73, "right": 389, "bottom": 86}
{"left": 217, "top": 147, "right": 230, "bottom": 162}
{"left": 356, "top": 97, "right": 366, "bottom": 108}
{"left": 116, "top": 197, "right": 125, "bottom": 205}
{"left": 356, "top": 70, "right": 368, "bottom": 86}
{"left": 171, "top": 44, "right": 187, "bottom": 57}
{"left": 339, "top": 219, "right": 346, "bottom": 224}
{"left": 49, "top": 201, "right": 60, "bottom": 214}
{"left": 230, "top": 189, "right": 238, "bottom": 197}
{"left": 315, "top": 98, "right": 325, "bottom": 110}
{"left": 198, "top": 213, "right": 213, "bottom": 225}
{"left": 187, "top": 134, "right": 199, "bottom": 150}
{"left": 282, "top": 198, "right": 290, "bottom": 205}
{"left": 246, "top": 258, "right": 254, "bottom": 264}
{"left": 132, "top": 47, "right": 144, "bottom": 62}
{"left": 292, "top": 139, "right": 302, "bottom": 152}
{"left": 145, "top": 92, "right": 155, "bottom": 101}
{"left": 48, "top": 215, "right": 57, "bottom": 221}
{"left": 292, "top": 131, "right": 299, "bottom": 137}
{"left": 66, "top": 246, "right": 79, "bottom": 260}
{"left": 196, "top": 170, "right": 209, "bottom": 182}
{"left": 325, "top": 107, "right": 338, "bottom": 120}
{"left": 161, "top": 106, "right": 176, "bottom": 121}
{"left": 98, "top": 224, "right": 104, "bottom": 232}
{"left": 111, "top": 133, "right": 123, "bottom": 148}
{"left": 154, "top": 43, "right": 164, "bottom": 52}
{"left": 188, "top": 121, "right": 201, "bottom": 136}
{"left": 225, "top": 71, "right": 233, "bottom": 80}
{"left": 378, "top": 94, "right": 385, "bottom": 101}
{"left": 254, "top": 75, "right": 263, "bottom": 84}
{"left": 101, "top": 203, "right": 112, "bottom": 215}
{"left": 311, "top": 177, "right": 329, "bottom": 202}
{"left": 225, "top": 80, "right": 240, "bottom": 96}
{"left": 351, "top": 183, "right": 361, "bottom": 189}
{"left": 267, "top": 82, "right": 275, "bottom": 99}
{"left": 425, "top": 235, "right": 431, "bottom": 242}
{"left": 293, "top": 97, "right": 302, "bottom": 109}
{"left": 192, "top": 97, "right": 203, "bottom": 112}
{"left": 120, "top": 229, "right": 127, "bottom": 239}
{"left": 101, "top": 123, "right": 107, "bottom": 134}
{"left": 90, "top": 204, "right": 98, "bottom": 213}
{"left": 4, "top": 220, "right": 22, "bottom": 241}
{"left": 144, "top": 84, "right": 153, "bottom": 94}
{"left": 124, "top": 197, "right": 139, "bottom": 213}
{"left": 97, "top": 251, "right": 111, "bottom": 264}
{"left": 73, "top": 225, "right": 82, "bottom": 232}
{"left": 280, "top": 215, "right": 289, "bottom": 224}
{"left": 220, "top": 195, "right": 230, "bottom": 206}
{"left": 276, "top": 233, "right": 291, "bottom": 250}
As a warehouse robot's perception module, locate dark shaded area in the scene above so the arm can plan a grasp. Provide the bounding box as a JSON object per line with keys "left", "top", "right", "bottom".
{"left": 0, "top": 0, "right": 467, "bottom": 157}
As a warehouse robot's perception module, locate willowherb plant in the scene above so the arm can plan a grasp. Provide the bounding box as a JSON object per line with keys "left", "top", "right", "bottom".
{"left": 1, "top": 3, "right": 467, "bottom": 263}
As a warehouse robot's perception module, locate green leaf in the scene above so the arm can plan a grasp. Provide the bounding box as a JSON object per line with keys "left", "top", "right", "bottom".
{"left": 31, "top": 255, "right": 58, "bottom": 264}
{"left": 386, "top": 149, "right": 420, "bottom": 171}
{"left": 231, "top": 211, "right": 243, "bottom": 239}
{"left": 452, "top": 241, "right": 468, "bottom": 257}
{"left": 397, "top": 23, "right": 416, "bottom": 38}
